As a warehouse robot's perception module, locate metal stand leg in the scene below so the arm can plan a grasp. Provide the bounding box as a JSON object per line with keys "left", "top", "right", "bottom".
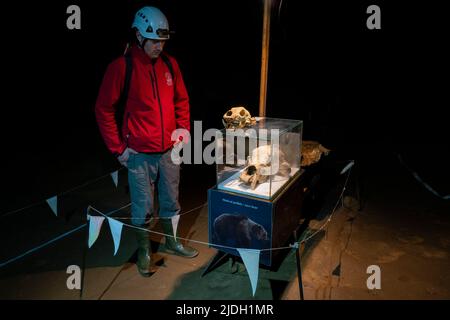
{"left": 295, "top": 243, "right": 305, "bottom": 300}
{"left": 293, "top": 229, "right": 305, "bottom": 300}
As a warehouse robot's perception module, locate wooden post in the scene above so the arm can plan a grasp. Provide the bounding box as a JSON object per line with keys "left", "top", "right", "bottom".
{"left": 259, "top": 0, "right": 271, "bottom": 117}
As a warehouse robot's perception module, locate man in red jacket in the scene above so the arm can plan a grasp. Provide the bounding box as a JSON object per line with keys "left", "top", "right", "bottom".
{"left": 95, "top": 6, "right": 198, "bottom": 277}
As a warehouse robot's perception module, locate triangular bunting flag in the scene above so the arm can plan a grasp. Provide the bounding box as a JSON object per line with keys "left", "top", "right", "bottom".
{"left": 237, "top": 248, "right": 261, "bottom": 297}
{"left": 46, "top": 196, "right": 58, "bottom": 216}
{"left": 107, "top": 218, "right": 123, "bottom": 255}
{"left": 110, "top": 171, "right": 118, "bottom": 187}
{"left": 171, "top": 215, "right": 180, "bottom": 241}
{"left": 340, "top": 160, "right": 354, "bottom": 175}
{"left": 88, "top": 215, "right": 105, "bottom": 248}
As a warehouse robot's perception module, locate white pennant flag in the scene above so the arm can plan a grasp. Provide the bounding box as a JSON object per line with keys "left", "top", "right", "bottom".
{"left": 46, "top": 196, "right": 58, "bottom": 216}
{"left": 171, "top": 215, "right": 180, "bottom": 241}
{"left": 237, "top": 248, "right": 261, "bottom": 297}
{"left": 88, "top": 215, "right": 105, "bottom": 248}
{"left": 107, "top": 218, "right": 123, "bottom": 255}
{"left": 340, "top": 160, "right": 355, "bottom": 175}
{"left": 110, "top": 171, "right": 118, "bottom": 187}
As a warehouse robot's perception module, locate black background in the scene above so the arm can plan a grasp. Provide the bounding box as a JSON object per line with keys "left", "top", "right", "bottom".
{"left": 1, "top": 0, "right": 449, "bottom": 214}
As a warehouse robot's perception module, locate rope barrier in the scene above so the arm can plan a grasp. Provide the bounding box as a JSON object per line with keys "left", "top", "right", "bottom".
{"left": 397, "top": 154, "right": 450, "bottom": 200}
{"left": 87, "top": 163, "right": 354, "bottom": 253}
{"left": 1, "top": 167, "right": 125, "bottom": 219}
{"left": 100, "top": 202, "right": 207, "bottom": 220}
{"left": 0, "top": 203, "right": 130, "bottom": 268}
{"left": 1, "top": 160, "right": 354, "bottom": 269}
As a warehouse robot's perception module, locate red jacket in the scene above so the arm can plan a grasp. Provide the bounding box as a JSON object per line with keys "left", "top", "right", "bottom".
{"left": 95, "top": 46, "right": 190, "bottom": 155}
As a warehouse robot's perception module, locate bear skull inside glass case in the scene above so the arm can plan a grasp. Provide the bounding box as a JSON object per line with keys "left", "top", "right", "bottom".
{"left": 215, "top": 117, "right": 303, "bottom": 200}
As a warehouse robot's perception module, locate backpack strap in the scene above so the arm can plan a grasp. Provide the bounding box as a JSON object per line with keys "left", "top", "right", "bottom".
{"left": 115, "top": 52, "right": 133, "bottom": 131}
{"left": 122, "top": 53, "right": 133, "bottom": 104}
{"left": 160, "top": 53, "right": 175, "bottom": 81}
{"left": 119, "top": 53, "right": 133, "bottom": 110}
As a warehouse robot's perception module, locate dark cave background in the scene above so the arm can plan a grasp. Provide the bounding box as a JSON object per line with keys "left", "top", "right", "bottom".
{"left": 1, "top": 0, "right": 448, "bottom": 215}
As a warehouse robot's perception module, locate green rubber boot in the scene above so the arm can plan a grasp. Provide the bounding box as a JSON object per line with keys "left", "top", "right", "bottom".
{"left": 161, "top": 218, "right": 199, "bottom": 258}
{"left": 135, "top": 229, "right": 156, "bottom": 277}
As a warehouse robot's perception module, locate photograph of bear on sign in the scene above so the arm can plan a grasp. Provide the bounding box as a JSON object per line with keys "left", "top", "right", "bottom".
{"left": 208, "top": 189, "right": 273, "bottom": 266}
{"left": 212, "top": 214, "right": 270, "bottom": 249}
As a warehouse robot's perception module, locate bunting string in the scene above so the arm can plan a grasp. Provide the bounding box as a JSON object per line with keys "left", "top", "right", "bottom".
{"left": 397, "top": 153, "right": 450, "bottom": 200}
{"left": 87, "top": 164, "right": 352, "bottom": 297}
{"left": 0, "top": 203, "right": 131, "bottom": 268}
{"left": 86, "top": 163, "right": 353, "bottom": 252}
{"left": 299, "top": 164, "right": 353, "bottom": 244}
{"left": 1, "top": 160, "right": 353, "bottom": 279}
{"left": 88, "top": 205, "right": 239, "bottom": 251}
{"left": 1, "top": 167, "right": 125, "bottom": 219}
{"left": 96, "top": 202, "right": 207, "bottom": 220}
{"left": 2, "top": 162, "right": 354, "bottom": 298}
{"left": 0, "top": 200, "right": 208, "bottom": 269}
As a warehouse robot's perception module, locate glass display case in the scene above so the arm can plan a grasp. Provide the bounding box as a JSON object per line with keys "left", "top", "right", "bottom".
{"left": 215, "top": 117, "right": 303, "bottom": 200}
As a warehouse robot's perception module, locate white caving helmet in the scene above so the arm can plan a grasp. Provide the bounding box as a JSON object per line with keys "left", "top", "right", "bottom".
{"left": 132, "top": 6, "right": 170, "bottom": 40}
